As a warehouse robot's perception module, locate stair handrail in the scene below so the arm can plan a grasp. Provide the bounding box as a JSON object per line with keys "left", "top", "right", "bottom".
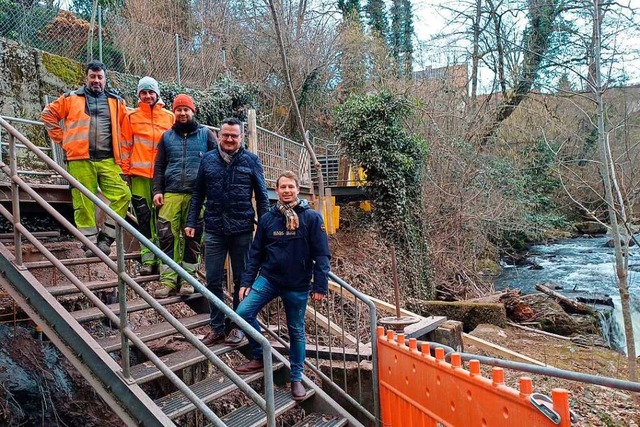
{"left": 0, "top": 116, "right": 277, "bottom": 427}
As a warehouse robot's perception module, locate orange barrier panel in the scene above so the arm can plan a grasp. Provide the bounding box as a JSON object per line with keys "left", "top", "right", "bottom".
{"left": 377, "top": 327, "right": 571, "bottom": 427}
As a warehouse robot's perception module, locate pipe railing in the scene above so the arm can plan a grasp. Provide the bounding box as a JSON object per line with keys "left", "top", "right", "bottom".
{"left": 0, "top": 116, "right": 277, "bottom": 427}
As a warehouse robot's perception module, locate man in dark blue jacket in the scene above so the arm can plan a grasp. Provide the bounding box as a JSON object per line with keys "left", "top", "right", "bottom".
{"left": 185, "top": 117, "right": 270, "bottom": 346}
{"left": 233, "top": 171, "right": 330, "bottom": 401}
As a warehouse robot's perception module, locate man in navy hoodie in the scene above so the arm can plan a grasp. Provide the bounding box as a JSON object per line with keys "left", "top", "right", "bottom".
{"left": 233, "top": 170, "right": 330, "bottom": 401}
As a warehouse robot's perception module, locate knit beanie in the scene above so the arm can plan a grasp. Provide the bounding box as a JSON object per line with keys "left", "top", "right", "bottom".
{"left": 137, "top": 76, "right": 160, "bottom": 97}
{"left": 172, "top": 94, "right": 196, "bottom": 113}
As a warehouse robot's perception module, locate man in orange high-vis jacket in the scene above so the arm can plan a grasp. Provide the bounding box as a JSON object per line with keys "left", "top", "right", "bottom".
{"left": 121, "top": 76, "right": 174, "bottom": 275}
{"left": 41, "top": 60, "right": 131, "bottom": 258}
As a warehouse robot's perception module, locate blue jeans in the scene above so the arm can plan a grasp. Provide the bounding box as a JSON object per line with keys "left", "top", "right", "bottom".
{"left": 204, "top": 231, "right": 253, "bottom": 333}
{"left": 236, "top": 276, "right": 309, "bottom": 382}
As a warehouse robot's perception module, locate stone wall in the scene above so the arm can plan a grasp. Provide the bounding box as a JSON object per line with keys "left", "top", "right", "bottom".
{"left": 0, "top": 37, "right": 144, "bottom": 123}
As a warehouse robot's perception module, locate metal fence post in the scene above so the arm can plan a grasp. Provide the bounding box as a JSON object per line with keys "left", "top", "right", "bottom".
{"left": 175, "top": 34, "right": 181, "bottom": 85}
{"left": 98, "top": 6, "right": 103, "bottom": 62}
{"left": 8, "top": 134, "right": 22, "bottom": 266}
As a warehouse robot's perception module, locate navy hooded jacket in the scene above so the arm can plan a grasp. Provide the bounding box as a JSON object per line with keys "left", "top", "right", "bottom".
{"left": 240, "top": 199, "right": 331, "bottom": 294}
{"left": 186, "top": 145, "right": 270, "bottom": 235}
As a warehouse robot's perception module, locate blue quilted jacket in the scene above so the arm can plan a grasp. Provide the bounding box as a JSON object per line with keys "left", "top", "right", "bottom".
{"left": 186, "top": 146, "right": 270, "bottom": 235}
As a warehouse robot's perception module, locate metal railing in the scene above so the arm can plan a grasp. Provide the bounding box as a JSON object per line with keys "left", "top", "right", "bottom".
{"left": 262, "top": 271, "right": 380, "bottom": 425}
{"left": 311, "top": 135, "right": 364, "bottom": 187}
{"left": 0, "top": 116, "right": 277, "bottom": 427}
{"left": 256, "top": 126, "right": 311, "bottom": 188}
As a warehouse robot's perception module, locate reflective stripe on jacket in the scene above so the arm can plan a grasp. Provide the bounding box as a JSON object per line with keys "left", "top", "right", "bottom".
{"left": 120, "top": 100, "right": 174, "bottom": 178}
{"left": 41, "top": 86, "right": 127, "bottom": 163}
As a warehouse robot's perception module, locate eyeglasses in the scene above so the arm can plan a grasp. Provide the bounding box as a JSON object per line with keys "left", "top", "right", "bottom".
{"left": 220, "top": 133, "right": 242, "bottom": 140}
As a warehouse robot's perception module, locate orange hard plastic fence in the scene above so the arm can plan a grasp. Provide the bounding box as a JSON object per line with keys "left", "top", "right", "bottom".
{"left": 377, "top": 327, "right": 571, "bottom": 427}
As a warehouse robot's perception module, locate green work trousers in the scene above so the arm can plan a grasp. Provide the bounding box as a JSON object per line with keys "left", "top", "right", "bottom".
{"left": 131, "top": 176, "right": 157, "bottom": 266}
{"left": 157, "top": 193, "right": 204, "bottom": 289}
{"left": 67, "top": 158, "right": 131, "bottom": 243}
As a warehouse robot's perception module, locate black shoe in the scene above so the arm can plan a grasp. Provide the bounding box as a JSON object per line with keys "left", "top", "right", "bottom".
{"left": 291, "top": 381, "right": 306, "bottom": 400}
{"left": 224, "top": 328, "right": 245, "bottom": 346}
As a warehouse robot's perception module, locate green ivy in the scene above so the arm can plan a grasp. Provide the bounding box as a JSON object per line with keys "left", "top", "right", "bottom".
{"left": 334, "top": 91, "right": 432, "bottom": 297}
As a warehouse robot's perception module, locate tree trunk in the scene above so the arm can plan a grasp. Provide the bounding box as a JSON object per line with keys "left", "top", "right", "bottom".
{"left": 265, "top": 0, "right": 325, "bottom": 214}
{"left": 592, "top": 0, "right": 636, "bottom": 381}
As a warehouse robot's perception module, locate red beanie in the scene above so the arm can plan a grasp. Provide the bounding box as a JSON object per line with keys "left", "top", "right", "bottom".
{"left": 172, "top": 94, "right": 196, "bottom": 112}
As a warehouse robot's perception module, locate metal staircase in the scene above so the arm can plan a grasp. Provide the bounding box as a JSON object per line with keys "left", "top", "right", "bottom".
{"left": 0, "top": 117, "right": 376, "bottom": 427}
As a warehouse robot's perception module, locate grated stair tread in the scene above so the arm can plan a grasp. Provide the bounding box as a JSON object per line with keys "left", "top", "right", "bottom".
{"left": 48, "top": 274, "right": 159, "bottom": 296}
{"left": 157, "top": 361, "right": 284, "bottom": 419}
{"left": 130, "top": 341, "right": 246, "bottom": 384}
{"left": 96, "top": 313, "right": 209, "bottom": 352}
{"left": 291, "top": 413, "right": 348, "bottom": 427}
{"left": 217, "top": 388, "right": 314, "bottom": 427}
{"left": 71, "top": 293, "right": 202, "bottom": 322}
{"left": 24, "top": 251, "right": 141, "bottom": 269}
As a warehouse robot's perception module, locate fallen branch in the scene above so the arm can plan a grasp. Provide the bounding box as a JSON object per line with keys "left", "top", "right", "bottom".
{"left": 535, "top": 284, "right": 596, "bottom": 315}
{"left": 507, "top": 321, "right": 571, "bottom": 340}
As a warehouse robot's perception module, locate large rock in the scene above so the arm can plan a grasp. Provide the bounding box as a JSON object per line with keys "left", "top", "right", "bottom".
{"left": 575, "top": 221, "right": 607, "bottom": 235}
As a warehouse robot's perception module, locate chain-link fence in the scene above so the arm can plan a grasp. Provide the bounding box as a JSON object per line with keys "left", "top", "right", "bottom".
{"left": 0, "top": 2, "right": 224, "bottom": 89}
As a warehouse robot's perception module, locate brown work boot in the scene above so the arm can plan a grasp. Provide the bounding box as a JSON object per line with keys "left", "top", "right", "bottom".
{"left": 154, "top": 285, "right": 176, "bottom": 299}
{"left": 235, "top": 359, "right": 264, "bottom": 375}
{"left": 201, "top": 330, "right": 225, "bottom": 346}
{"left": 291, "top": 381, "right": 306, "bottom": 401}
{"left": 179, "top": 283, "right": 194, "bottom": 296}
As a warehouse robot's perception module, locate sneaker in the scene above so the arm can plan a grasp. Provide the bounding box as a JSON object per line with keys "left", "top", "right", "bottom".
{"left": 291, "top": 381, "right": 306, "bottom": 401}
{"left": 139, "top": 264, "right": 158, "bottom": 276}
{"left": 201, "top": 329, "right": 225, "bottom": 346}
{"left": 154, "top": 285, "right": 176, "bottom": 299}
{"left": 224, "top": 328, "right": 245, "bottom": 346}
{"left": 179, "top": 283, "right": 194, "bottom": 296}
{"left": 235, "top": 359, "right": 264, "bottom": 375}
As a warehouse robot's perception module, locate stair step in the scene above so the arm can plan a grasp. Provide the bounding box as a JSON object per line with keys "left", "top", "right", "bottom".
{"left": 96, "top": 313, "right": 210, "bottom": 352}
{"left": 71, "top": 293, "right": 201, "bottom": 322}
{"left": 157, "top": 362, "right": 285, "bottom": 419}
{"left": 131, "top": 341, "right": 244, "bottom": 384}
{"left": 24, "top": 251, "right": 141, "bottom": 269}
{"left": 49, "top": 274, "right": 159, "bottom": 296}
{"left": 218, "top": 388, "right": 314, "bottom": 427}
{"left": 291, "top": 413, "right": 348, "bottom": 427}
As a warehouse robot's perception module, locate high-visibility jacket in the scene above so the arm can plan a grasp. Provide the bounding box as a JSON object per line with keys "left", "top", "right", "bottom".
{"left": 120, "top": 100, "right": 174, "bottom": 178}
{"left": 41, "top": 86, "right": 127, "bottom": 164}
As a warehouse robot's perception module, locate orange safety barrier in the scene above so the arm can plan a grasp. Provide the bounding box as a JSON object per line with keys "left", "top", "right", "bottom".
{"left": 377, "top": 327, "right": 571, "bottom": 427}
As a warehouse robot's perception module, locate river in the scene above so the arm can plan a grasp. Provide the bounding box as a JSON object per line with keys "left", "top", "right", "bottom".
{"left": 494, "top": 236, "right": 640, "bottom": 354}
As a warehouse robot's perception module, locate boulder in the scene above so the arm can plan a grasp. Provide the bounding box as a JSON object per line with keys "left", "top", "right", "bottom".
{"left": 575, "top": 221, "right": 608, "bottom": 235}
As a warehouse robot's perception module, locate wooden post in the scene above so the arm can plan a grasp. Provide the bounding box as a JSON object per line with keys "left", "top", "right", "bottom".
{"left": 247, "top": 109, "right": 257, "bottom": 153}
{"left": 324, "top": 187, "right": 334, "bottom": 234}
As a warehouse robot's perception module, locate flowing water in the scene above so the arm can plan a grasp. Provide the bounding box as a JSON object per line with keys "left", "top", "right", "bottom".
{"left": 494, "top": 236, "right": 640, "bottom": 354}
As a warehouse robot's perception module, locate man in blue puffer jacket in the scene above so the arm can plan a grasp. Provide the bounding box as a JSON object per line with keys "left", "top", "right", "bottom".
{"left": 152, "top": 94, "right": 217, "bottom": 298}
{"left": 233, "top": 170, "right": 330, "bottom": 401}
{"left": 185, "top": 117, "right": 270, "bottom": 346}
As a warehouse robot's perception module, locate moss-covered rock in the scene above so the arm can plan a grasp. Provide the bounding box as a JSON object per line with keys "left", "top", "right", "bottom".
{"left": 407, "top": 298, "right": 507, "bottom": 332}
{"left": 41, "top": 53, "right": 83, "bottom": 87}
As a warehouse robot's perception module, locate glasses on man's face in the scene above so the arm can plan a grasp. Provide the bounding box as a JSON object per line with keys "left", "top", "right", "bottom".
{"left": 220, "top": 133, "right": 241, "bottom": 140}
